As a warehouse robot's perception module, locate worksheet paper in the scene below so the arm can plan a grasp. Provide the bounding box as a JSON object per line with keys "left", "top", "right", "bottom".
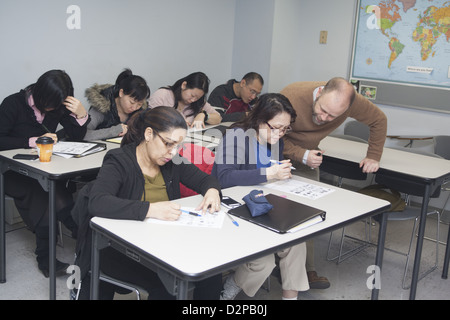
{"left": 145, "top": 207, "right": 225, "bottom": 228}
{"left": 265, "top": 179, "right": 334, "bottom": 200}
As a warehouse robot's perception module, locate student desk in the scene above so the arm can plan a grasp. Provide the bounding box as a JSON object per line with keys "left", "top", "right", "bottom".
{"left": 185, "top": 122, "right": 233, "bottom": 149}
{"left": 319, "top": 136, "right": 450, "bottom": 300}
{"left": 0, "top": 142, "right": 119, "bottom": 299}
{"left": 90, "top": 176, "right": 390, "bottom": 300}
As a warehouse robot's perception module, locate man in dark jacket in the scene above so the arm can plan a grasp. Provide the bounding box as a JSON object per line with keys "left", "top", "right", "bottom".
{"left": 208, "top": 72, "right": 263, "bottom": 122}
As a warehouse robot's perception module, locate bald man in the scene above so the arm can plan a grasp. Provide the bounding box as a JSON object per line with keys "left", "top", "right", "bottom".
{"left": 282, "top": 77, "right": 387, "bottom": 175}
{"left": 280, "top": 77, "right": 387, "bottom": 289}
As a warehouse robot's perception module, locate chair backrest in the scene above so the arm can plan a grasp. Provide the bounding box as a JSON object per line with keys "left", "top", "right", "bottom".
{"left": 344, "top": 121, "right": 370, "bottom": 142}
{"left": 434, "top": 136, "right": 450, "bottom": 160}
{"left": 178, "top": 143, "right": 215, "bottom": 198}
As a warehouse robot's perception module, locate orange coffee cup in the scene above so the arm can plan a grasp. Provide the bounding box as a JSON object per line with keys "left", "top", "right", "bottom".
{"left": 36, "top": 136, "right": 54, "bottom": 162}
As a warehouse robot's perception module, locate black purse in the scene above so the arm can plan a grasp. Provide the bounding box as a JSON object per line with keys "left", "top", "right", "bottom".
{"left": 242, "top": 190, "right": 273, "bottom": 217}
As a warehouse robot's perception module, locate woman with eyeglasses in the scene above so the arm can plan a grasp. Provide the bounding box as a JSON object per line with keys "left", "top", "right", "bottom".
{"left": 212, "top": 93, "right": 309, "bottom": 300}
{"left": 71, "top": 106, "right": 222, "bottom": 299}
{"left": 148, "top": 72, "right": 221, "bottom": 129}
{"left": 212, "top": 93, "right": 295, "bottom": 189}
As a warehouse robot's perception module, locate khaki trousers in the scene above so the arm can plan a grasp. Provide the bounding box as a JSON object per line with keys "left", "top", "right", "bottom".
{"left": 234, "top": 242, "right": 309, "bottom": 297}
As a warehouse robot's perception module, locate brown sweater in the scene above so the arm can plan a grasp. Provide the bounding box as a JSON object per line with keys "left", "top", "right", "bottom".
{"left": 281, "top": 81, "right": 387, "bottom": 162}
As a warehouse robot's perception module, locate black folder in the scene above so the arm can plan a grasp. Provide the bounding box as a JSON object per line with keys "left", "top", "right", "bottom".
{"left": 229, "top": 193, "right": 326, "bottom": 233}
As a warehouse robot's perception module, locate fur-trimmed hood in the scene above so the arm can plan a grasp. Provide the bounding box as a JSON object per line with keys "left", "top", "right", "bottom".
{"left": 85, "top": 84, "right": 114, "bottom": 114}
{"left": 85, "top": 83, "right": 148, "bottom": 114}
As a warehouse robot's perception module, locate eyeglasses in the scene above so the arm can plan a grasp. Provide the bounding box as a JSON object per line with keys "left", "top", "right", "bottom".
{"left": 245, "top": 84, "right": 261, "bottom": 97}
{"left": 265, "top": 122, "right": 292, "bottom": 134}
{"left": 154, "top": 131, "right": 184, "bottom": 152}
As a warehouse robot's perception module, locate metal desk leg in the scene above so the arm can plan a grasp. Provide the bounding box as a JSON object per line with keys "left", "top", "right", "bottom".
{"left": 0, "top": 173, "right": 5, "bottom": 283}
{"left": 48, "top": 180, "right": 56, "bottom": 300}
{"left": 90, "top": 229, "right": 101, "bottom": 300}
{"left": 442, "top": 225, "right": 450, "bottom": 279}
{"left": 371, "top": 212, "right": 387, "bottom": 300}
{"left": 176, "top": 279, "right": 189, "bottom": 300}
{"left": 409, "top": 184, "right": 432, "bottom": 300}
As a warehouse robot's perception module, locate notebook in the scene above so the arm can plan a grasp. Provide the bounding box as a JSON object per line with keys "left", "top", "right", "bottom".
{"left": 53, "top": 141, "right": 107, "bottom": 158}
{"left": 228, "top": 193, "right": 326, "bottom": 233}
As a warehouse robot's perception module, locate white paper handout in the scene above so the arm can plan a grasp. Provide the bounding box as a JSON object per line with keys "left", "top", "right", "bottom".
{"left": 265, "top": 179, "right": 334, "bottom": 200}
{"left": 145, "top": 207, "right": 225, "bottom": 228}
{"left": 52, "top": 141, "right": 99, "bottom": 157}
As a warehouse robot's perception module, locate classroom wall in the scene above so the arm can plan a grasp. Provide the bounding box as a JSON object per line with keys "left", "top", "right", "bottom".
{"left": 231, "top": 0, "right": 275, "bottom": 85}
{"left": 1, "top": 0, "right": 449, "bottom": 138}
{"left": 0, "top": 0, "right": 237, "bottom": 107}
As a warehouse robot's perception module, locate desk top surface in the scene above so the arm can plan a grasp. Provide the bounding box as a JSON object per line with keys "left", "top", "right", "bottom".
{"left": 320, "top": 136, "right": 450, "bottom": 180}
{"left": 91, "top": 176, "right": 389, "bottom": 280}
{"left": 0, "top": 141, "right": 120, "bottom": 176}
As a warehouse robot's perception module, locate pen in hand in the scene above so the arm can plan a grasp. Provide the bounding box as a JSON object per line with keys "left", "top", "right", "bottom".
{"left": 269, "top": 160, "right": 296, "bottom": 170}
{"left": 181, "top": 209, "right": 202, "bottom": 217}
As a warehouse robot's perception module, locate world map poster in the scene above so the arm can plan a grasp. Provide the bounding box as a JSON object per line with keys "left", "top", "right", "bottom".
{"left": 351, "top": 0, "right": 450, "bottom": 89}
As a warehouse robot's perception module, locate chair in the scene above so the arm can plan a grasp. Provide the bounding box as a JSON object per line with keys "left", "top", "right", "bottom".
{"left": 98, "top": 272, "right": 148, "bottom": 300}
{"left": 178, "top": 143, "right": 215, "bottom": 198}
{"left": 434, "top": 136, "right": 450, "bottom": 160}
{"left": 427, "top": 135, "right": 450, "bottom": 245}
{"left": 344, "top": 120, "right": 370, "bottom": 142}
{"left": 323, "top": 134, "right": 371, "bottom": 262}
{"left": 72, "top": 271, "right": 148, "bottom": 300}
{"left": 373, "top": 149, "right": 444, "bottom": 289}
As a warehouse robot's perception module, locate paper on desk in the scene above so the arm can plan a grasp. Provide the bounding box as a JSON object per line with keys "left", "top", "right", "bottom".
{"left": 52, "top": 141, "right": 98, "bottom": 155}
{"left": 288, "top": 216, "right": 324, "bottom": 233}
{"left": 265, "top": 179, "right": 334, "bottom": 200}
{"left": 106, "top": 137, "right": 123, "bottom": 144}
{"left": 145, "top": 207, "right": 225, "bottom": 228}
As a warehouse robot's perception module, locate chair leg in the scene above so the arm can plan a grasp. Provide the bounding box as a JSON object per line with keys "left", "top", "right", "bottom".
{"left": 326, "top": 221, "right": 373, "bottom": 264}
{"left": 401, "top": 218, "right": 418, "bottom": 289}
{"left": 402, "top": 212, "right": 440, "bottom": 290}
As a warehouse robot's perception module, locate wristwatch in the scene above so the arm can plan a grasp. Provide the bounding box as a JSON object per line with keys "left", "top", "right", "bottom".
{"left": 202, "top": 110, "right": 209, "bottom": 122}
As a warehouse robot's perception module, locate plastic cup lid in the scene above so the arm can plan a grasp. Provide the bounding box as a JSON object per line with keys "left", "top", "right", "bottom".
{"left": 36, "top": 136, "right": 54, "bottom": 144}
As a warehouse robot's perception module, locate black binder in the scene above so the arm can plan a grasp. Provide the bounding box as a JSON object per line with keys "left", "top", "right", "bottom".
{"left": 229, "top": 193, "right": 326, "bottom": 233}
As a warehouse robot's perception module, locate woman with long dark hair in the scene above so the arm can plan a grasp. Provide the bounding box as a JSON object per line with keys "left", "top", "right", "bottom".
{"left": 72, "top": 106, "right": 223, "bottom": 299}
{"left": 148, "top": 72, "right": 221, "bottom": 129}
{"left": 84, "top": 68, "right": 150, "bottom": 140}
{"left": 0, "top": 69, "right": 87, "bottom": 276}
{"left": 212, "top": 93, "right": 309, "bottom": 300}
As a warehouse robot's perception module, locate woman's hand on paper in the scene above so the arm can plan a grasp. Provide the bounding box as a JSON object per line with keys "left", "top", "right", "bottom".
{"left": 146, "top": 201, "right": 182, "bottom": 221}
{"left": 196, "top": 188, "right": 221, "bottom": 214}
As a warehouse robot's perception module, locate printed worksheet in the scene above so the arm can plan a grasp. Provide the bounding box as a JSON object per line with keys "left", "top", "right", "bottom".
{"left": 145, "top": 207, "right": 225, "bottom": 228}
{"left": 52, "top": 141, "right": 98, "bottom": 155}
{"left": 265, "top": 179, "right": 334, "bottom": 200}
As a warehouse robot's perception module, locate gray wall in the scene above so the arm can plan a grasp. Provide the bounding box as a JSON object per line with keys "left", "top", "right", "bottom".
{"left": 0, "top": 0, "right": 236, "bottom": 107}
{"left": 1, "top": 0, "right": 449, "bottom": 137}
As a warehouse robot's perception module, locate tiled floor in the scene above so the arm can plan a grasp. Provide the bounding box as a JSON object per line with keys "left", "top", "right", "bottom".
{"left": 1, "top": 211, "right": 449, "bottom": 300}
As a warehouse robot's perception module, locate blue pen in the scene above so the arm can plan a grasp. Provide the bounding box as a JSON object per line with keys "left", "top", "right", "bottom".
{"left": 269, "top": 159, "right": 296, "bottom": 170}
{"left": 226, "top": 212, "right": 239, "bottom": 227}
{"left": 181, "top": 209, "right": 202, "bottom": 217}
